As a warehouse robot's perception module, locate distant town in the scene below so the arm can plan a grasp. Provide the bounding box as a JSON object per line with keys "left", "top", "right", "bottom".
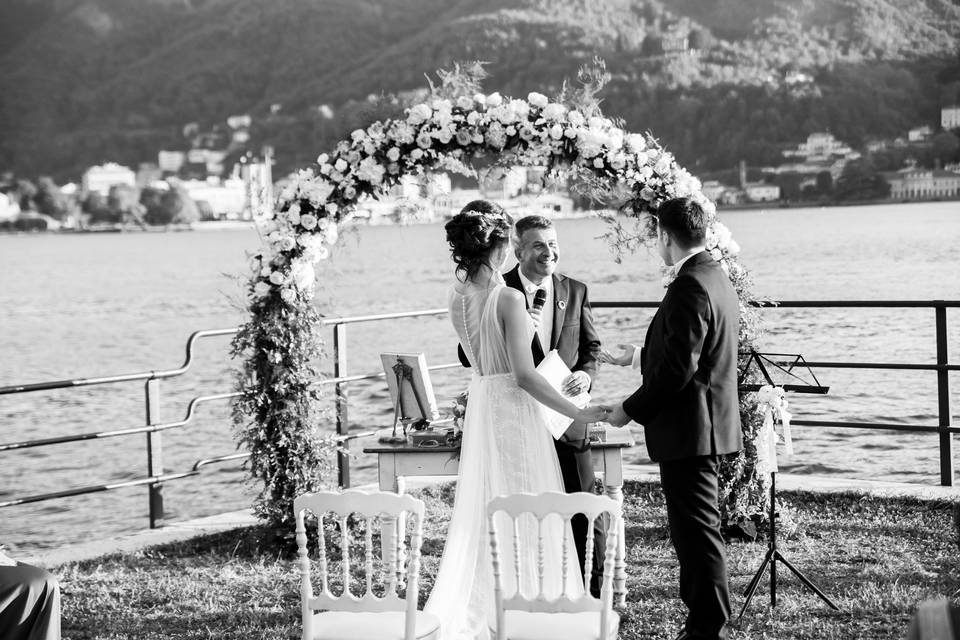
{"left": 1, "top": 104, "right": 959, "bottom": 233}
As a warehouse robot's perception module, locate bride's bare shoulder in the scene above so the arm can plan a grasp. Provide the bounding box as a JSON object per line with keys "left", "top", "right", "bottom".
{"left": 498, "top": 287, "right": 525, "bottom": 305}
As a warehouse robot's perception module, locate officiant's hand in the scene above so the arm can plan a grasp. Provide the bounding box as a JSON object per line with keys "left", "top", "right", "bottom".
{"left": 598, "top": 343, "right": 638, "bottom": 367}
{"left": 605, "top": 403, "right": 631, "bottom": 427}
{"left": 562, "top": 371, "right": 591, "bottom": 396}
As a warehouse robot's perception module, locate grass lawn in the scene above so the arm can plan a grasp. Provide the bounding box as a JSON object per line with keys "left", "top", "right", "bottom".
{"left": 58, "top": 480, "right": 960, "bottom": 639}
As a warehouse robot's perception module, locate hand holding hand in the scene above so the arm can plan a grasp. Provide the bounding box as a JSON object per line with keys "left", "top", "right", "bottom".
{"left": 577, "top": 404, "right": 612, "bottom": 424}
{"left": 605, "top": 403, "right": 631, "bottom": 427}
{"left": 598, "top": 343, "right": 638, "bottom": 367}
{"left": 528, "top": 307, "right": 543, "bottom": 329}
{"left": 561, "top": 371, "right": 591, "bottom": 396}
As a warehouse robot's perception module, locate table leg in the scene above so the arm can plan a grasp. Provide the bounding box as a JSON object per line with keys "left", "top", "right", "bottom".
{"left": 602, "top": 448, "right": 627, "bottom": 606}
{"left": 378, "top": 454, "right": 404, "bottom": 588}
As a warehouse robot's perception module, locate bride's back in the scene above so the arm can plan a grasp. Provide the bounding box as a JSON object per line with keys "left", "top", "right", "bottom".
{"left": 449, "top": 283, "right": 514, "bottom": 377}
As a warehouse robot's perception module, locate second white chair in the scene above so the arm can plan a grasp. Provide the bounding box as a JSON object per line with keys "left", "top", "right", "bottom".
{"left": 487, "top": 491, "right": 622, "bottom": 640}
{"left": 294, "top": 490, "right": 440, "bottom": 640}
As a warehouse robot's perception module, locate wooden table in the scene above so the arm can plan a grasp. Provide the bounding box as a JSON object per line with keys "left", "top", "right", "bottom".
{"left": 363, "top": 427, "right": 635, "bottom": 604}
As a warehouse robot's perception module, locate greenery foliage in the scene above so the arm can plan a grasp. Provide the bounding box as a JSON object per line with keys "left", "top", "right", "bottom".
{"left": 230, "top": 292, "right": 337, "bottom": 533}
{"left": 1, "top": 0, "right": 957, "bottom": 180}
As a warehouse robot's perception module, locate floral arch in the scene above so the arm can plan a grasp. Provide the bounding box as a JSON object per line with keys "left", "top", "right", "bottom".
{"left": 232, "top": 82, "right": 769, "bottom": 536}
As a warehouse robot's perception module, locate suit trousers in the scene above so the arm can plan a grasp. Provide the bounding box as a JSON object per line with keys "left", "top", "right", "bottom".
{"left": 554, "top": 437, "right": 606, "bottom": 597}
{"left": 659, "top": 455, "right": 732, "bottom": 640}
{"left": 0, "top": 562, "right": 60, "bottom": 640}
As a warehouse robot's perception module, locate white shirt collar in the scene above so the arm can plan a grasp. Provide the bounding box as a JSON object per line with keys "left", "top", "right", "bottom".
{"left": 518, "top": 268, "right": 552, "bottom": 296}
{"left": 670, "top": 249, "right": 704, "bottom": 276}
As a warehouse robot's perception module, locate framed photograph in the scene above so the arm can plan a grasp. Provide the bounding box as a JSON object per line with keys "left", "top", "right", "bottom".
{"left": 380, "top": 352, "right": 440, "bottom": 422}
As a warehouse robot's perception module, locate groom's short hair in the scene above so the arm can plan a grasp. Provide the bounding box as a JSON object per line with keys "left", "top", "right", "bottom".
{"left": 656, "top": 197, "right": 707, "bottom": 248}
{"left": 513, "top": 215, "right": 553, "bottom": 245}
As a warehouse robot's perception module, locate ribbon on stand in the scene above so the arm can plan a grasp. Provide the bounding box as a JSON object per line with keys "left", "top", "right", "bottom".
{"left": 755, "top": 385, "right": 793, "bottom": 475}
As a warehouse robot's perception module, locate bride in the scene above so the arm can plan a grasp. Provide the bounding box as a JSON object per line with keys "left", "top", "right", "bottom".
{"left": 424, "top": 201, "right": 610, "bottom": 640}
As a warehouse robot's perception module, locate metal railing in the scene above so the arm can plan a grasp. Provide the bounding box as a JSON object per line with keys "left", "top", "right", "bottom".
{"left": 1, "top": 300, "right": 956, "bottom": 532}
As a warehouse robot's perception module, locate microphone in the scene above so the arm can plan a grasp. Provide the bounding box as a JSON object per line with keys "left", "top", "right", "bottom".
{"left": 533, "top": 288, "right": 547, "bottom": 310}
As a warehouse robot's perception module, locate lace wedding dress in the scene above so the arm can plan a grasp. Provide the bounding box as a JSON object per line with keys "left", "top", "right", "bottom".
{"left": 424, "top": 281, "right": 581, "bottom": 640}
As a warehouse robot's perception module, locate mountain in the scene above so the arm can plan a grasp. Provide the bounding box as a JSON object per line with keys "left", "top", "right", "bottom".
{"left": 1, "top": 0, "right": 958, "bottom": 180}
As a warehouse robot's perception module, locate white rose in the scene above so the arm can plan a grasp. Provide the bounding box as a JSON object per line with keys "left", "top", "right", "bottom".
{"left": 466, "top": 111, "right": 481, "bottom": 126}
{"left": 527, "top": 92, "right": 548, "bottom": 108}
{"left": 456, "top": 95, "right": 474, "bottom": 110}
{"left": 625, "top": 134, "right": 646, "bottom": 153}
{"left": 326, "top": 202, "right": 339, "bottom": 216}
{"left": 410, "top": 148, "right": 424, "bottom": 161}
{"left": 259, "top": 265, "right": 271, "bottom": 277}
{"left": 567, "top": 111, "right": 585, "bottom": 127}
{"left": 471, "top": 133, "right": 484, "bottom": 144}
{"left": 280, "top": 288, "right": 297, "bottom": 304}
{"left": 316, "top": 153, "right": 329, "bottom": 165}
{"left": 542, "top": 103, "right": 567, "bottom": 121}
{"left": 549, "top": 124, "right": 563, "bottom": 140}
{"left": 334, "top": 158, "right": 348, "bottom": 172}
{"left": 593, "top": 157, "right": 605, "bottom": 169}
{"left": 280, "top": 236, "right": 296, "bottom": 251}
{"left": 407, "top": 103, "right": 433, "bottom": 125}
{"left": 386, "top": 147, "right": 400, "bottom": 162}
{"left": 268, "top": 270, "right": 287, "bottom": 286}
{"left": 434, "top": 128, "right": 453, "bottom": 144}
{"left": 344, "top": 186, "right": 357, "bottom": 200}
{"left": 710, "top": 248, "right": 723, "bottom": 261}
{"left": 300, "top": 214, "right": 318, "bottom": 230}
{"left": 485, "top": 92, "right": 503, "bottom": 107}
{"left": 253, "top": 281, "right": 271, "bottom": 298}
{"left": 351, "top": 129, "right": 366, "bottom": 143}
{"left": 416, "top": 132, "right": 432, "bottom": 149}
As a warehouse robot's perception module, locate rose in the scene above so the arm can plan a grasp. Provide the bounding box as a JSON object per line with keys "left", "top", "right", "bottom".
{"left": 527, "top": 92, "right": 548, "bottom": 108}
{"left": 549, "top": 124, "right": 564, "bottom": 140}
{"left": 351, "top": 129, "right": 366, "bottom": 143}
{"left": 485, "top": 92, "right": 503, "bottom": 107}
{"left": 334, "top": 158, "right": 348, "bottom": 173}
{"left": 286, "top": 203, "right": 301, "bottom": 225}
{"left": 567, "top": 110, "right": 585, "bottom": 127}
{"left": 253, "top": 281, "right": 271, "bottom": 298}
{"left": 407, "top": 103, "right": 432, "bottom": 125}
{"left": 410, "top": 148, "right": 424, "bottom": 161}
{"left": 593, "top": 157, "right": 605, "bottom": 169}
{"left": 304, "top": 179, "right": 334, "bottom": 205}
{"left": 542, "top": 103, "right": 567, "bottom": 121}
{"left": 280, "top": 288, "right": 297, "bottom": 304}
{"left": 625, "top": 133, "right": 646, "bottom": 153}
{"left": 325, "top": 203, "right": 338, "bottom": 216}
{"left": 416, "top": 132, "right": 432, "bottom": 149}
{"left": 279, "top": 236, "right": 296, "bottom": 251}
{"left": 268, "top": 270, "right": 287, "bottom": 286}
{"left": 386, "top": 147, "right": 400, "bottom": 162}
{"left": 456, "top": 95, "right": 474, "bottom": 110}
{"left": 316, "top": 153, "right": 329, "bottom": 165}
{"left": 710, "top": 248, "right": 723, "bottom": 261}
{"left": 356, "top": 157, "right": 386, "bottom": 185}
{"left": 466, "top": 111, "right": 481, "bottom": 126}
{"left": 456, "top": 129, "right": 473, "bottom": 146}
{"left": 300, "top": 214, "right": 318, "bottom": 230}
{"left": 434, "top": 128, "right": 453, "bottom": 144}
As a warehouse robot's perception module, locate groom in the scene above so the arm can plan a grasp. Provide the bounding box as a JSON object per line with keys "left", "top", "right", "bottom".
{"left": 457, "top": 213, "right": 605, "bottom": 595}
{"left": 605, "top": 197, "right": 742, "bottom": 640}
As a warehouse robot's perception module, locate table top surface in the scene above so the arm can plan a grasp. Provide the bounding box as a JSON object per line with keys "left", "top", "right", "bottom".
{"left": 363, "top": 427, "right": 635, "bottom": 454}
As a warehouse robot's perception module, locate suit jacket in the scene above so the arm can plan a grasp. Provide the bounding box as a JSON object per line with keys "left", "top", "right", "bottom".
{"left": 622, "top": 251, "right": 743, "bottom": 462}
{"left": 458, "top": 265, "right": 601, "bottom": 385}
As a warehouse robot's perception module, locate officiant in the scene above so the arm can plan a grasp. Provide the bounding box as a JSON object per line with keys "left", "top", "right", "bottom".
{"left": 457, "top": 212, "right": 605, "bottom": 596}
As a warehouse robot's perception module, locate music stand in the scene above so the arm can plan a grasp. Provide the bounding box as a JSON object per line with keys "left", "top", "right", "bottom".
{"left": 737, "top": 350, "right": 840, "bottom": 618}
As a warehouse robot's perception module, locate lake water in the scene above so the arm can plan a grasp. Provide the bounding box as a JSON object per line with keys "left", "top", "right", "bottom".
{"left": 1, "top": 201, "right": 959, "bottom": 552}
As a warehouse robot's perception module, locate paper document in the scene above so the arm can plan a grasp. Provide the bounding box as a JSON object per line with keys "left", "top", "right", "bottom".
{"left": 535, "top": 350, "right": 591, "bottom": 439}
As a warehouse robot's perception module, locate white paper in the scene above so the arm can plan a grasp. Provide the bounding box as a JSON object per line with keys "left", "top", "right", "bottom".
{"left": 535, "top": 350, "right": 591, "bottom": 439}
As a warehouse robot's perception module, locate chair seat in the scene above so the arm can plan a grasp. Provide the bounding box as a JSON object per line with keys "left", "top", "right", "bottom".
{"left": 501, "top": 610, "right": 621, "bottom": 640}
{"left": 312, "top": 610, "right": 441, "bottom": 640}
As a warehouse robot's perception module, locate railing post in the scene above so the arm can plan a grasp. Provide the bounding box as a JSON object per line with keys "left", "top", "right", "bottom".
{"left": 145, "top": 377, "right": 164, "bottom": 527}
{"left": 935, "top": 303, "right": 954, "bottom": 486}
{"left": 333, "top": 324, "right": 350, "bottom": 488}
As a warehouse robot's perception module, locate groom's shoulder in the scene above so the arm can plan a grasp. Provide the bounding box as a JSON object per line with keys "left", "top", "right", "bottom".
{"left": 558, "top": 272, "right": 590, "bottom": 290}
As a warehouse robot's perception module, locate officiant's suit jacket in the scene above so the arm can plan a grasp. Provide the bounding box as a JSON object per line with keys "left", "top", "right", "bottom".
{"left": 622, "top": 251, "right": 743, "bottom": 461}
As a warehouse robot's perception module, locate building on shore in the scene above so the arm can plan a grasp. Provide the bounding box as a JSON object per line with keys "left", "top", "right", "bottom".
{"left": 782, "top": 132, "right": 860, "bottom": 163}
{"left": 883, "top": 168, "right": 960, "bottom": 200}
{"left": 743, "top": 182, "right": 781, "bottom": 202}
{"left": 82, "top": 163, "right": 136, "bottom": 196}
{"left": 942, "top": 105, "right": 960, "bottom": 130}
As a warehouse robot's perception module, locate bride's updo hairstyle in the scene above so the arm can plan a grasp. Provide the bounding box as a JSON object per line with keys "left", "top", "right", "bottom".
{"left": 445, "top": 200, "right": 512, "bottom": 282}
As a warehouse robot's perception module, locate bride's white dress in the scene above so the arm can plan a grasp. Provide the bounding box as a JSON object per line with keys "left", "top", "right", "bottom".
{"left": 424, "top": 282, "right": 581, "bottom": 640}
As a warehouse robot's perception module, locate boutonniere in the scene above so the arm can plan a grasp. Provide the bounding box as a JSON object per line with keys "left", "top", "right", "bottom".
{"left": 557, "top": 300, "right": 566, "bottom": 310}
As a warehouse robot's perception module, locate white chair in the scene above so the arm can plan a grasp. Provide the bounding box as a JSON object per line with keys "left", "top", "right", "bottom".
{"left": 487, "top": 491, "right": 622, "bottom": 640}
{"left": 294, "top": 490, "right": 440, "bottom": 640}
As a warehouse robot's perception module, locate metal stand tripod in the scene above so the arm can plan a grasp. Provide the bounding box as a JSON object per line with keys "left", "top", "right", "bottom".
{"left": 738, "top": 472, "right": 841, "bottom": 619}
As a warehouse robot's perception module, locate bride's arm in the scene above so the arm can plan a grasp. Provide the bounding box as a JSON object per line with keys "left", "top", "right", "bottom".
{"left": 500, "top": 288, "right": 605, "bottom": 422}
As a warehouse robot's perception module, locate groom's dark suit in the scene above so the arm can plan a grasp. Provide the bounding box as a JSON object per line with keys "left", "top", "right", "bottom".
{"left": 622, "top": 251, "right": 742, "bottom": 640}
{"left": 457, "top": 264, "right": 605, "bottom": 593}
